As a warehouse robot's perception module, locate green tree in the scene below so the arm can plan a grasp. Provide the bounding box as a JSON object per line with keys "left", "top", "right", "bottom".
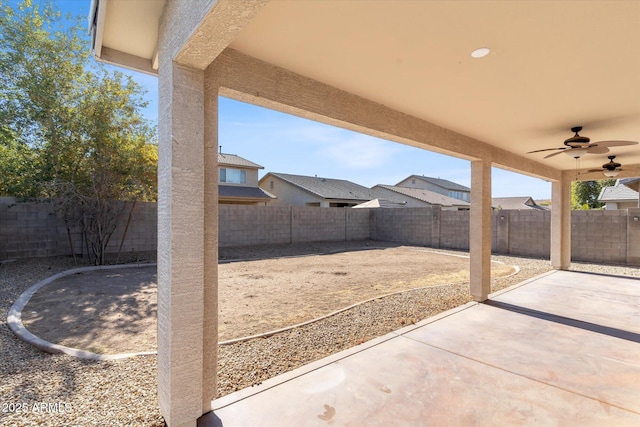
{"left": 571, "top": 179, "right": 616, "bottom": 210}
{"left": 0, "top": 0, "right": 157, "bottom": 263}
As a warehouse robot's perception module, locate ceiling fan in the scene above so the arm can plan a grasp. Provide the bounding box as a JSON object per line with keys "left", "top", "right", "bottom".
{"left": 583, "top": 155, "right": 635, "bottom": 178}
{"left": 527, "top": 126, "right": 638, "bottom": 159}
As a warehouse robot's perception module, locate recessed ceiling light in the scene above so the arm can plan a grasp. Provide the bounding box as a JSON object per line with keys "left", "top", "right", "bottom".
{"left": 471, "top": 47, "right": 491, "bottom": 58}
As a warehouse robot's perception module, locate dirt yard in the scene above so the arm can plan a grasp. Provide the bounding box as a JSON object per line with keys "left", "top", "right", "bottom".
{"left": 21, "top": 244, "right": 514, "bottom": 354}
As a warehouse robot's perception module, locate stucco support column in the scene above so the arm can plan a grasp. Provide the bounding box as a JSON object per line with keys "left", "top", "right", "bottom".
{"left": 158, "top": 61, "right": 218, "bottom": 427}
{"left": 551, "top": 176, "right": 571, "bottom": 269}
{"left": 470, "top": 159, "right": 492, "bottom": 302}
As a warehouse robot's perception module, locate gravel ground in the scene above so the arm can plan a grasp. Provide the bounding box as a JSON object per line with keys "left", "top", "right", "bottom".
{"left": 1, "top": 245, "right": 638, "bottom": 426}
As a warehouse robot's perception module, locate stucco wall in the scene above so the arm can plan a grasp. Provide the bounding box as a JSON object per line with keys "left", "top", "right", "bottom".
{"left": 218, "top": 166, "right": 260, "bottom": 187}
{"left": 397, "top": 177, "right": 447, "bottom": 195}
{"left": 260, "top": 175, "right": 322, "bottom": 207}
{"left": 605, "top": 201, "right": 638, "bottom": 210}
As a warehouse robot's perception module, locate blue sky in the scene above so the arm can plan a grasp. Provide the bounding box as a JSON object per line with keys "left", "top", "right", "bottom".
{"left": 41, "top": 0, "right": 551, "bottom": 199}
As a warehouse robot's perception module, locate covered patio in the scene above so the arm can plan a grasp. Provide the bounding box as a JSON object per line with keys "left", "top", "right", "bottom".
{"left": 205, "top": 270, "right": 640, "bottom": 426}
{"left": 89, "top": 1, "right": 640, "bottom": 426}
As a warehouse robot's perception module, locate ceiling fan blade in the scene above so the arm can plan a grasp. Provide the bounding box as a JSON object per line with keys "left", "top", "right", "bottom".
{"left": 594, "top": 140, "right": 639, "bottom": 147}
{"left": 586, "top": 169, "right": 604, "bottom": 173}
{"left": 527, "top": 147, "right": 565, "bottom": 154}
{"left": 543, "top": 150, "right": 569, "bottom": 159}
{"left": 594, "top": 141, "right": 638, "bottom": 147}
{"left": 586, "top": 145, "right": 609, "bottom": 154}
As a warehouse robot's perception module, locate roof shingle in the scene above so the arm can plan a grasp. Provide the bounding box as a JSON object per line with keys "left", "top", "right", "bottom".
{"left": 218, "top": 153, "right": 264, "bottom": 169}
{"left": 374, "top": 185, "right": 470, "bottom": 207}
{"left": 265, "top": 172, "right": 383, "bottom": 201}
{"left": 399, "top": 175, "right": 470, "bottom": 192}
{"left": 492, "top": 197, "right": 546, "bottom": 210}
{"left": 598, "top": 183, "right": 639, "bottom": 202}
{"left": 219, "top": 185, "right": 274, "bottom": 199}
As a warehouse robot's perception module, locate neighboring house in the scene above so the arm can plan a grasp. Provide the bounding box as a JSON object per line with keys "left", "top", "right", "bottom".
{"left": 353, "top": 199, "right": 408, "bottom": 209}
{"left": 492, "top": 197, "right": 548, "bottom": 210}
{"left": 598, "top": 179, "right": 639, "bottom": 210}
{"left": 396, "top": 175, "right": 471, "bottom": 202}
{"left": 372, "top": 185, "right": 470, "bottom": 210}
{"left": 620, "top": 177, "right": 640, "bottom": 192}
{"left": 218, "top": 153, "right": 275, "bottom": 205}
{"left": 259, "top": 172, "right": 402, "bottom": 207}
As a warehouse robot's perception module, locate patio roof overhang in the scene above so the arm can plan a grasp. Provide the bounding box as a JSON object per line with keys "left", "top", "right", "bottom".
{"left": 89, "top": 1, "right": 640, "bottom": 426}
{"left": 90, "top": 0, "right": 640, "bottom": 177}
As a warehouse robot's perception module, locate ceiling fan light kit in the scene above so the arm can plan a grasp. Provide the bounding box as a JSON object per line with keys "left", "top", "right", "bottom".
{"left": 563, "top": 148, "right": 588, "bottom": 158}
{"left": 583, "top": 155, "right": 631, "bottom": 178}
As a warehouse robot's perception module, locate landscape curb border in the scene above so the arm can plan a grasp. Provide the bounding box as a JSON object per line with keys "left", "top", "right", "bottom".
{"left": 7, "top": 247, "right": 520, "bottom": 360}
{"left": 7, "top": 263, "right": 158, "bottom": 361}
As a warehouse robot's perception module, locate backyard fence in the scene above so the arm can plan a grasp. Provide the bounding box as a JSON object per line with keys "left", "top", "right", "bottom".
{"left": 1, "top": 197, "right": 639, "bottom": 266}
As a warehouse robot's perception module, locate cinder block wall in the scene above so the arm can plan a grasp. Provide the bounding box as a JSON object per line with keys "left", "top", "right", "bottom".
{"left": 106, "top": 202, "right": 158, "bottom": 253}
{"left": 371, "top": 207, "right": 435, "bottom": 246}
{"left": 218, "top": 205, "right": 291, "bottom": 246}
{"left": 2, "top": 198, "right": 639, "bottom": 266}
{"left": 346, "top": 208, "right": 371, "bottom": 241}
{"left": 218, "top": 205, "right": 371, "bottom": 247}
{"left": 627, "top": 208, "right": 640, "bottom": 266}
{"left": 440, "top": 210, "right": 470, "bottom": 250}
{"left": 291, "top": 206, "right": 350, "bottom": 243}
{"left": 0, "top": 197, "right": 83, "bottom": 259}
{"left": 572, "top": 210, "right": 627, "bottom": 264}
{"left": 0, "top": 198, "right": 157, "bottom": 260}
{"left": 507, "top": 210, "right": 551, "bottom": 258}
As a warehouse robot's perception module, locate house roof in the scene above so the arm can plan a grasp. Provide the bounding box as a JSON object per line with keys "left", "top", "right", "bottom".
{"left": 218, "top": 153, "right": 264, "bottom": 169}
{"left": 263, "top": 172, "right": 381, "bottom": 201}
{"left": 598, "top": 183, "right": 639, "bottom": 202}
{"left": 352, "top": 199, "right": 407, "bottom": 209}
{"left": 374, "top": 185, "right": 470, "bottom": 207}
{"left": 219, "top": 185, "right": 274, "bottom": 200}
{"left": 620, "top": 178, "right": 640, "bottom": 192}
{"left": 492, "top": 197, "right": 546, "bottom": 210}
{"left": 399, "top": 175, "right": 470, "bottom": 193}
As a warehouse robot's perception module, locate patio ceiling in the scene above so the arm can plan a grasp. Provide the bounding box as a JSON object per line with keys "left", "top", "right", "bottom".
{"left": 91, "top": 0, "right": 640, "bottom": 177}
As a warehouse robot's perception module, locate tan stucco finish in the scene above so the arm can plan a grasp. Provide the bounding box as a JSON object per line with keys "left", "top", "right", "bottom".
{"left": 551, "top": 174, "right": 572, "bottom": 270}
{"left": 92, "top": 1, "right": 640, "bottom": 425}
{"left": 470, "top": 160, "right": 492, "bottom": 301}
{"left": 209, "top": 49, "right": 561, "bottom": 183}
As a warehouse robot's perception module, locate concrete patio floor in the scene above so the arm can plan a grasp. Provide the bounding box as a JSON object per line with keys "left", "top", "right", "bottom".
{"left": 202, "top": 270, "right": 640, "bottom": 426}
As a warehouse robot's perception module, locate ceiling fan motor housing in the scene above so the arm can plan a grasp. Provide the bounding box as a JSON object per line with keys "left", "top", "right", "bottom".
{"left": 564, "top": 126, "right": 591, "bottom": 147}
{"left": 603, "top": 156, "right": 621, "bottom": 170}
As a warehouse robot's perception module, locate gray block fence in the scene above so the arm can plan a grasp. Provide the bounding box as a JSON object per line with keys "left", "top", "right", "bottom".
{"left": 1, "top": 197, "right": 639, "bottom": 266}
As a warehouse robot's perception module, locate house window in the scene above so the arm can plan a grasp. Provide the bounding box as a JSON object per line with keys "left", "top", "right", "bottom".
{"left": 411, "top": 179, "right": 416, "bottom": 185}
{"left": 219, "top": 168, "right": 246, "bottom": 184}
{"left": 448, "top": 191, "right": 470, "bottom": 202}
{"left": 270, "top": 180, "right": 274, "bottom": 190}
